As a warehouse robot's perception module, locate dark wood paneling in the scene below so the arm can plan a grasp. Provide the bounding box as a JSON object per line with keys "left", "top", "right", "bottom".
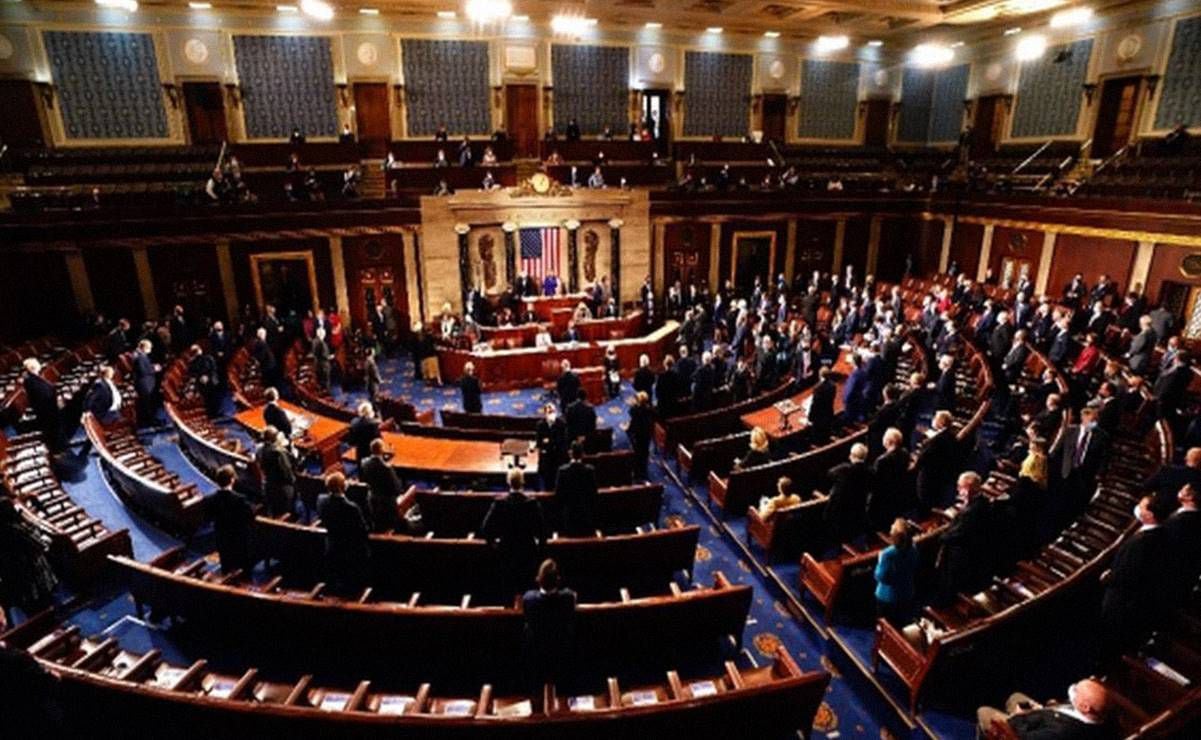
{"left": 761, "top": 94, "right": 787, "bottom": 143}
{"left": 505, "top": 84, "right": 539, "bottom": 158}
{"left": 664, "top": 222, "right": 710, "bottom": 288}
{"left": 720, "top": 220, "right": 788, "bottom": 288}
{"left": 342, "top": 234, "right": 409, "bottom": 332}
{"left": 876, "top": 217, "right": 935, "bottom": 283}
{"left": 84, "top": 248, "right": 143, "bottom": 323}
{"left": 1147, "top": 244, "right": 1201, "bottom": 305}
{"left": 841, "top": 218, "right": 871, "bottom": 278}
{"left": 948, "top": 221, "right": 984, "bottom": 279}
{"left": 148, "top": 245, "right": 223, "bottom": 324}
{"left": 0, "top": 250, "right": 75, "bottom": 341}
{"left": 793, "top": 219, "right": 836, "bottom": 278}
{"left": 988, "top": 226, "right": 1043, "bottom": 288}
{"left": 1046, "top": 233, "right": 1136, "bottom": 299}
{"left": 227, "top": 239, "right": 335, "bottom": 319}
{"left": 862, "top": 100, "right": 890, "bottom": 148}
{"left": 182, "top": 82, "right": 228, "bottom": 147}
{"left": 0, "top": 80, "right": 45, "bottom": 146}
{"left": 353, "top": 82, "right": 391, "bottom": 158}
{"left": 916, "top": 218, "right": 945, "bottom": 277}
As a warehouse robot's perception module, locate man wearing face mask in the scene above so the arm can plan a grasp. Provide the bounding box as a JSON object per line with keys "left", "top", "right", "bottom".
{"left": 535, "top": 403, "right": 568, "bottom": 490}
{"left": 935, "top": 471, "right": 992, "bottom": 603}
{"left": 1098, "top": 495, "right": 1172, "bottom": 663}
{"left": 1051, "top": 406, "right": 1110, "bottom": 523}
{"left": 976, "top": 678, "right": 1112, "bottom": 739}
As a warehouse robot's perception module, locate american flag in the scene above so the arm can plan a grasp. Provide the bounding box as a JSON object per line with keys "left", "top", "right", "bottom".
{"left": 519, "top": 227, "right": 561, "bottom": 280}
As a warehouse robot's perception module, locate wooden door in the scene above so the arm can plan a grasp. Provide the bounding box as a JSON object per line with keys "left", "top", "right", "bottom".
{"left": 761, "top": 94, "right": 787, "bottom": 143}
{"left": 971, "top": 95, "right": 1007, "bottom": 159}
{"left": 1092, "top": 77, "right": 1141, "bottom": 159}
{"left": 641, "top": 89, "right": 672, "bottom": 155}
{"left": 182, "top": 82, "right": 228, "bottom": 146}
{"left": 0, "top": 80, "right": 45, "bottom": 146}
{"left": 862, "top": 99, "right": 891, "bottom": 147}
{"left": 505, "top": 84, "right": 539, "bottom": 158}
{"left": 354, "top": 82, "right": 391, "bottom": 158}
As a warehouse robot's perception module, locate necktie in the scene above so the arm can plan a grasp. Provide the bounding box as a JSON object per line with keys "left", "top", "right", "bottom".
{"left": 1074, "top": 431, "right": 1090, "bottom": 468}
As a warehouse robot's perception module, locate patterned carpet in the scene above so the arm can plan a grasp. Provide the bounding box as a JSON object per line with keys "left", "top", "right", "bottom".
{"left": 13, "top": 354, "right": 961, "bottom": 738}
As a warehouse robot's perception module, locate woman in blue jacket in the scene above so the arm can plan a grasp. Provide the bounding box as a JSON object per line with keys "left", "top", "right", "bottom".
{"left": 874, "top": 518, "right": 918, "bottom": 626}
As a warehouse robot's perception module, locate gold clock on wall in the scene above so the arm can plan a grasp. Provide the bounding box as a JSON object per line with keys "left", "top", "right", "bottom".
{"left": 1180, "top": 253, "right": 1201, "bottom": 278}
{"left": 530, "top": 172, "right": 551, "bottom": 194}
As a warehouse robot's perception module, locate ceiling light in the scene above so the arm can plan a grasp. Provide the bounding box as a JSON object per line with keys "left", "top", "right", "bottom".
{"left": 814, "top": 35, "right": 849, "bottom": 53}
{"left": 277, "top": 4, "right": 298, "bottom": 12}
{"left": 645, "top": 22, "right": 662, "bottom": 29}
{"left": 188, "top": 1, "right": 211, "bottom": 8}
{"left": 512, "top": 14, "right": 528, "bottom": 21}
{"left": 867, "top": 40, "right": 883, "bottom": 47}
{"left": 1004, "top": 27, "right": 1022, "bottom": 36}
{"left": 436, "top": 10, "right": 455, "bottom": 18}
{"left": 299, "top": 0, "right": 333, "bottom": 19}
{"left": 1050, "top": 6, "right": 1092, "bottom": 28}
{"left": 552, "top": 15, "right": 591, "bottom": 35}
{"left": 764, "top": 31, "right": 780, "bottom": 38}
{"left": 359, "top": 7, "right": 378, "bottom": 14}
{"left": 706, "top": 27, "right": 723, "bottom": 34}
{"left": 910, "top": 43, "right": 954, "bottom": 68}
{"left": 1015, "top": 33, "right": 1047, "bottom": 61}
{"left": 96, "top": 0, "right": 138, "bottom": 10}
{"left": 465, "top": 0, "right": 512, "bottom": 23}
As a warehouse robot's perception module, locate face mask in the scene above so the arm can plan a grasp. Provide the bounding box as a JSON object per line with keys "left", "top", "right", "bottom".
{"left": 547, "top": 413, "right": 557, "bottom": 423}
{"left": 1067, "top": 683, "right": 1078, "bottom": 709}
{"left": 1132, "top": 504, "right": 1142, "bottom": 521}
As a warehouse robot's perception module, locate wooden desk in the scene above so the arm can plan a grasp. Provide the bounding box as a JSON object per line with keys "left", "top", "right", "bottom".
{"left": 522, "top": 293, "right": 589, "bottom": 321}
{"left": 477, "top": 312, "right": 644, "bottom": 349}
{"left": 364, "top": 431, "right": 537, "bottom": 481}
{"left": 234, "top": 400, "right": 349, "bottom": 469}
{"left": 438, "top": 321, "right": 678, "bottom": 391}
{"left": 740, "top": 353, "right": 852, "bottom": 438}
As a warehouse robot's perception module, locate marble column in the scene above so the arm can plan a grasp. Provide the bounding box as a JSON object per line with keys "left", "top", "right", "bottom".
{"left": 565, "top": 220, "right": 581, "bottom": 293}
{"left": 131, "top": 246, "right": 159, "bottom": 320}
{"left": 502, "top": 222, "right": 518, "bottom": 287}
{"left": 609, "top": 218, "right": 624, "bottom": 306}
{"left": 63, "top": 247, "right": 95, "bottom": 316}
{"left": 455, "top": 224, "right": 472, "bottom": 312}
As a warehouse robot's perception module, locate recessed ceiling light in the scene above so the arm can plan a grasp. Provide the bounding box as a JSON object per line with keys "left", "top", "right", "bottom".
{"left": 1050, "top": 6, "right": 1092, "bottom": 28}
{"left": 910, "top": 43, "right": 954, "bottom": 67}
{"left": 706, "top": 27, "right": 723, "bottom": 34}
{"left": 867, "top": 40, "right": 883, "bottom": 47}
{"left": 1015, "top": 33, "right": 1048, "bottom": 61}
{"left": 276, "top": 4, "right": 297, "bottom": 12}
{"left": 1004, "top": 27, "right": 1022, "bottom": 36}
{"left": 436, "top": 10, "right": 455, "bottom": 18}
{"left": 645, "top": 22, "right": 662, "bottom": 29}
{"left": 552, "top": 15, "right": 591, "bottom": 35}
{"left": 465, "top": 0, "right": 512, "bottom": 23}
{"left": 512, "top": 14, "right": 528, "bottom": 21}
{"left": 359, "top": 7, "right": 378, "bottom": 14}
{"left": 188, "top": 1, "right": 211, "bottom": 8}
{"left": 96, "top": 0, "right": 138, "bottom": 10}
{"left": 950, "top": 41, "right": 965, "bottom": 48}
{"left": 764, "top": 31, "right": 780, "bottom": 38}
{"left": 814, "top": 35, "right": 849, "bottom": 53}
{"left": 299, "top": 0, "right": 333, "bottom": 20}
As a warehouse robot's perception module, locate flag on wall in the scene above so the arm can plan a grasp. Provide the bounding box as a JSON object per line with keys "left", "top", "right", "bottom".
{"left": 519, "top": 227, "right": 561, "bottom": 280}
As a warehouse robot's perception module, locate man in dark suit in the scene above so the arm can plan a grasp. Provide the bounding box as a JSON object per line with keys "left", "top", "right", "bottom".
{"left": 868, "top": 384, "right": 905, "bottom": 456}
{"left": 556, "top": 360, "right": 581, "bottom": 410}
{"left": 208, "top": 465, "right": 255, "bottom": 574}
{"left": 483, "top": 468, "right": 547, "bottom": 596}
{"left": 554, "top": 442, "right": 598, "bottom": 536}
{"left": 131, "top": 339, "right": 159, "bottom": 430}
{"left": 316, "top": 472, "right": 371, "bottom": 595}
{"left": 1052, "top": 406, "right": 1110, "bottom": 519}
{"left": 360, "top": 439, "right": 404, "bottom": 533}
{"left": 1047, "top": 318, "right": 1076, "bottom": 367}
{"left": 976, "top": 679, "right": 1112, "bottom": 740}
{"left": 869, "top": 428, "right": 913, "bottom": 531}
{"left": 823, "top": 443, "right": 872, "bottom": 544}
{"left": 914, "top": 410, "right": 960, "bottom": 512}
{"left": 311, "top": 328, "right": 332, "bottom": 390}
{"left": 632, "top": 354, "right": 655, "bottom": 397}
{"left": 536, "top": 403, "right": 569, "bottom": 490}
{"left": 565, "top": 389, "right": 597, "bottom": 444}
{"left": 565, "top": 117, "right": 581, "bottom": 141}
{"left": 933, "top": 354, "right": 957, "bottom": 412}
{"left": 691, "top": 351, "right": 718, "bottom": 412}
{"left": 21, "top": 359, "right": 63, "bottom": 451}
{"left": 1125, "top": 315, "right": 1156, "bottom": 376}
{"left": 807, "top": 367, "right": 837, "bottom": 442}
{"left": 1164, "top": 484, "right": 1201, "bottom": 604}
{"left": 654, "top": 356, "right": 684, "bottom": 418}
{"left": 1153, "top": 349, "right": 1192, "bottom": 428}
{"left": 937, "top": 471, "right": 992, "bottom": 601}
{"left": 207, "top": 321, "right": 230, "bottom": 384}
{"left": 1143, "top": 447, "right": 1201, "bottom": 513}
{"left": 106, "top": 318, "right": 131, "bottom": 361}
{"left": 83, "top": 365, "right": 123, "bottom": 424}
{"left": 256, "top": 427, "right": 296, "bottom": 517}
{"left": 1002, "top": 329, "right": 1031, "bottom": 386}
{"left": 1091, "top": 382, "right": 1122, "bottom": 436}
{"left": 460, "top": 362, "right": 483, "bottom": 413}
{"left": 521, "top": 559, "right": 577, "bottom": 686}
{"left": 262, "top": 387, "right": 292, "bottom": 440}
{"left": 252, "top": 327, "right": 281, "bottom": 390}
{"left": 841, "top": 352, "right": 870, "bottom": 423}
{"left": 989, "top": 310, "right": 1015, "bottom": 362}
{"left": 1099, "top": 495, "right": 1172, "bottom": 661}
{"left": 346, "top": 402, "right": 382, "bottom": 466}
{"left": 1149, "top": 304, "right": 1175, "bottom": 345}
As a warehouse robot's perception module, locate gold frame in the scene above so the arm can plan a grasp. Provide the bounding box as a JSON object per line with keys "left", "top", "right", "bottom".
{"left": 249, "top": 250, "right": 321, "bottom": 315}
{"left": 730, "top": 230, "right": 777, "bottom": 289}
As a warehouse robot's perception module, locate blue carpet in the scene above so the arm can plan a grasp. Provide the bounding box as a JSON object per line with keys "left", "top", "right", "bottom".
{"left": 29, "top": 354, "right": 919, "bottom": 738}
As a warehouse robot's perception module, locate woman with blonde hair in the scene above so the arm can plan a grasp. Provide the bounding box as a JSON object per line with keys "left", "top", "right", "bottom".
{"left": 736, "top": 426, "right": 772, "bottom": 470}
{"left": 628, "top": 391, "right": 654, "bottom": 480}
{"left": 874, "top": 518, "right": 917, "bottom": 626}
{"left": 1014, "top": 438, "right": 1048, "bottom": 556}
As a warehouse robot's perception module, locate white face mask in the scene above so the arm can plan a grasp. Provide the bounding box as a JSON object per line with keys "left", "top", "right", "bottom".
{"left": 547, "top": 412, "right": 557, "bottom": 423}
{"left": 1067, "top": 683, "right": 1078, "bottom": 709}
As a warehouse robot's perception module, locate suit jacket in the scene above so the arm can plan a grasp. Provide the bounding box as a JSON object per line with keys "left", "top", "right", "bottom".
{"left": 316, "top": 494, "right": 370, "bottom": 566}
{"left": 565, "top": 399, "right": 597, "bottom": 441}
{"left": 1003, "top": 343, "right": 1030, "bottom": 385}
{"left": 632, "top": 367, "right": 655, "bottom": 396}
{"left": 360, "top": 455, "right": 404, "bottom": 532}
{"left": 654, "top": 370, "right": 684, "bottom": 417}
{"left": 257, "top": 444, "right": 295, "bottom": 487}
{"left": 556, "top": 371, "right": 581, "bottom": 408}
{"left": 209, "top": 487, "right": 254, "bottom": 571}
{"left": 808, "top": 379, "right": 837, "bottom": 438}
{"left": 132, "top": 352, "right": 156, "bottom": 396}
{"left": 460, "top": 375, "right": 483, "bottom": 413}
{"left": 346, "top": 416, "right": 382, "bottom": 463}
{"left": 263, "top": 402, "right": 293, "bottom": 439}
{"left": 869, "top": 448, "right": 913, "bottom": 531}
{"left": 1104, "top": 526, "right": 1171, "bottom": 624}
{"left": 1153, "top": 364, "right": 1191, "bottom": 412}
{"left": 1165, "top": 509, "right": 1201, "bottom": 594}
{"left": 842, "top": 367, "right": 870, "bottom": 422}
{"left": 83, "top": 379, "right": 116, "bottom": 418}
{"left": 22, "top": 374, "right": 58, "bottom": 420}
{"left": 1056, "top": 424, "right": 1110, "bottom": 482}
{"left": 482, "top": 491, "right": 546, "bottom": 556}
{"left": 868, "top": 400, "right": 905, "bottom": 456}
{"left": 939, "top": 495, "right": 992, "bottom": 593}
{"left": 252, "top": 339, "right": 277, "bottom": 374}
{"left": 989, "top": 323, "right": 1014, "bottom": 360}
{"left": 1126, "top": 329, "right": 1156, "bottom": 374}
{"left": 824, "top": 461, "right": 872, "bottom": 541}
{"left": 691, "top": 363, "right": 717, "bottom": 410}
{"left": 914, "top": 429, "right": 959, "bottom": 509}
{"left": 1143, "top": 464, "right": 1201, "bottom": 513}
{"left": 554, "top": 460, "right": 598, "bottom": 535}
{"left": 935, "top": 367, "right": 957, "bottom": 411}
{"left": 1047, "top": 330, "right": 1075, "bottom": 366}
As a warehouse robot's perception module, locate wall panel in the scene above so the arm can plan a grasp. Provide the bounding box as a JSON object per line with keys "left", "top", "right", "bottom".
{"left": 1011, "top": 39, "right": 1093, "bottom": 139}
{"left": 683, "top": 51, "right": 753, "bottom": 138}
{"left": 233, "top": 35, "right": 338, "bottom": 139}
{"left": 987, "top": 226, "right": 1044, "bottom": 287}
{"left": 1045, "top": 233, "right": 1136, "bottom": 298}
{"left": 401, "top": 39, "right": 491, "bottom": 136}
{"left": 947, "top": 221, "right": 984, "bottom": 279}
{"left": 797, "top": 60, "right": 859, "bottom": 140}
{"left": 84, "top": 248, "right": 143, "bottom": 322}
{"left": 1155, "top": 15, "right": 1201, "bottom": 131}
{"left": 552, "top": 45, "right": 629, "bottom": 136}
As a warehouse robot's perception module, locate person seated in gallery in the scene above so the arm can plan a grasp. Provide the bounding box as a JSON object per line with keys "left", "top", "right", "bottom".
{"left": 458, "top": 135, "right": 475, "bottom": 167}
{"left": 544, "top": 149, "right": 564, "bottom": 166}
{"left": 481, "top": 146, "right": 498, "bottom": 165}
{"left": 757, "top": 476, "right": 803, "bottom": 519}
{"left": 564, "top": 321, "right": 581, "bottom": 343}
{"left": 434, "top": 124, "right": 449, "bottom": 141}
{"left": 587, "top": 166, "right": 605, "bottom": 189}
{"left": 543, "top": 127, "right": 558, "bottom": 142}
{"left": 481, "top": 171, "right": 499, "bottom": 191}
{"left": 565, "top": 117, "right": 581, "bottom": 141}
{"left": 433, "top": 149, "right": 450, "bottom": 168}
{"left": 289, "top": 127, "right": 305, "bottom": 146}
{"left": 976, "top": 678, "right": 1113, "bottom": 739}
{"left": 433, "top": 179, "right": 453, "bottom": 196}
{"left": 535, "top": 326, "right": 554, "bottom": 348}
{"left": 338, "top": 123, "right": 355, "bottom": 144}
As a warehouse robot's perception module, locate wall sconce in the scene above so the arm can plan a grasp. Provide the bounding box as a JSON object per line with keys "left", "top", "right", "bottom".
{"left": 335, "top": 82, "right": 350, "bottom": 107}
{"left": 751, "top": 94, "right": 762, "bottom": 114}
{"left": 1081, "top": 83, "right": 1098, "bottom": 104}
{"left": 393, "top": 84, "right": 405, "bottom": 106}
{"left": 35, "top": 82, "right": 55, "bottom": 109}
{"left": 790, "top": 96, "right": 801, "bottom": 115}
{"left": 162, "top": 82, "right": 181, "bottom": 109}
{"left": 1145, "top": 74, "right": 1161, "bottom": 98}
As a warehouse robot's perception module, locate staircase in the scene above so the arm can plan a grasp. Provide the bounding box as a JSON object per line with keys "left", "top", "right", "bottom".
{"left": 360, "top": 160, "right": 387, "bottom": 199}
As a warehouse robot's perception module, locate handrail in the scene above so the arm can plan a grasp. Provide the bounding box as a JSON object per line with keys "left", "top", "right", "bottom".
{"left": 1012, "top": 139, "right": 1052, "bottom": 174}
{"left": 1093, "top": 143, "right": 1129, "bottom": 176}
{"left": 768, "top": 139, "right": 785, "bottom": 168}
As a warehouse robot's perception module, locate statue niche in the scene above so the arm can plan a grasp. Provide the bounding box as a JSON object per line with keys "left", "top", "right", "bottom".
{"left": 583, "top": 229, "right": 600, "bottom": 284}
{"left": 477, "top": 234, "right": 498, "bottom": 290}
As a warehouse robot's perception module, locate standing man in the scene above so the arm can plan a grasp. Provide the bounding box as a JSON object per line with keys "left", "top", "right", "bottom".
{"left": 460, "top": 362, "right": 483, "bottom": 414}
{"left": 132, "top": 339, "right": 160, "bottom": 430}
{"left": 554, "top": 442, "right": 598, "bottom": 536}
{"left": 21, "top": 359, "right": 63, "bottom": 451}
